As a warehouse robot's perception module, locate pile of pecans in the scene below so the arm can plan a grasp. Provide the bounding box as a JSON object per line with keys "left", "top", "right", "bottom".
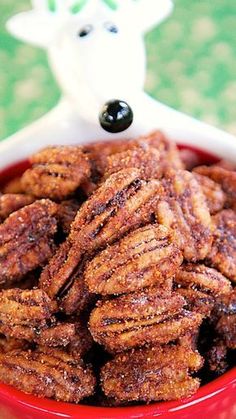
{"left": 0, "top": 131, "right": 235, "bottom": 406}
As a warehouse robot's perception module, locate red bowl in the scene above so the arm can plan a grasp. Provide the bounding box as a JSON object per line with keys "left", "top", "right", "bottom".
{"left": 0, "top": 146, "right": 235, "bottom": 419}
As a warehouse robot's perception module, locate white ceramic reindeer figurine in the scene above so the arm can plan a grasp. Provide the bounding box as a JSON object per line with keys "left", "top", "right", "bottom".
{"left": 1, "top": 0, "right": 236, "bottom": 169}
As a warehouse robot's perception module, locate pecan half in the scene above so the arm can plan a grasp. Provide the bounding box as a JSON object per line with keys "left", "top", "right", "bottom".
{"left": 0, "top": 193, "right": 34, "bottom": 222}
{"left": 89, "top": 288, "right": 202, "bottom": 352}
{"left": 194, "top": 165, "right": 236, "bottom": 208}
{"left": 104, "top": 147, "right": 162, "bottom": 180}
{"left": 213, "top": 291, "right": 236, "bottom": 350}
{"left": 206, "top": 210, "right": 236, "bottom": 282}
{"left": 21, "top": 146, "right": 91, "bottom": 200}
{"left": 156, "top": 169, "right": 213, "bottom": 261}
{"left": 0, "top": 347, "right": 95, "bottom": 402}
{"left": 194, "top": 173, "right": 226, "bottom": 214}
{"left": 85, "top": 224, "right": 182, "bottom": 295}
{"left": 101, "top": 344, "right": 203, "bottom": 403}
{"left": 0, "top": 288, "right": 78, "bottom": 347}
{"left": 175, "top": 264, "right": 231, "bottom": 297}
{"left": 0, "top": 200, "right": 58, "bottom": 285}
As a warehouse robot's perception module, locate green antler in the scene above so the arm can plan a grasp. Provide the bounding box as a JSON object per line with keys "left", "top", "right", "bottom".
{"left": 47, "top": 0, "right": 119, "bottom": 14}
{"left": 102, "top": 0, "right": 118, "bottom": 11}
{"left": 48, "top": 0, "right": 57, "bottom": 12}
{"left": 70, "top": 0, "right": 88, "bottom": 14}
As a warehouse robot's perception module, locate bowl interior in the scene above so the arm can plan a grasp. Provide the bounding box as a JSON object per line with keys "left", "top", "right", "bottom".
{"left": 0, "top": 144, "right": 235, "bottom": 419}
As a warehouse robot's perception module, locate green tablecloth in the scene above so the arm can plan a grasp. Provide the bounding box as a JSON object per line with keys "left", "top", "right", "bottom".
{"left": 0, "top": 0, "right": 236, "bottom": 141}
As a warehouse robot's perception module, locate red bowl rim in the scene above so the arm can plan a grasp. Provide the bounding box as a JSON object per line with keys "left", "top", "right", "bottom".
{"left": 0, "top": 368, "right": 235, "bottom": 418}
{"left": 0, "top": 146, "right": 234, "bottom": 418}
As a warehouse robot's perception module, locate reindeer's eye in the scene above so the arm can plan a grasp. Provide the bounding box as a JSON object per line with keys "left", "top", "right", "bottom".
{"left": 78, "top": 24, "right": 93, "bottom": 38}
{"left": 104, "top": 22, "right": 119, "bottom": 34}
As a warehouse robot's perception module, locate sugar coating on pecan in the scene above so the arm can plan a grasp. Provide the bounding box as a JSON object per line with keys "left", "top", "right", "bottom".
{"left": 85, "top": 224, "right": 182, "bottom": 295}
{"left": 206, "top": 210, "right": 236, "bottom": 282}
{"left": 194, "top": 165, "right": 236, "bottom": 208}
{"left": 0, "top": 199, "right": 58, "bottom": 285}
{"left": 194, "top": 173, "right": 226, "bottom": 215}
{"left": 0, "top": 288, "right": 79, "bottom": 347}
{"left": 83, "top": 130, "right": 183, "bottom": 179}
{"left": 104, "top": 147, "right": 162, "bottom": 180}
{"left": 212, "top": 291, "right": 236, "bottom": 350}
{"left": 0, "top": 193, "right": 35, "bottom": 222}
{"left": 0, "top": 288, "right": 57, "bottom": 327}
{"left": 101, "top": 344, "right": 203, "bottom": 403}
{"left": 175, "top": 264, "right": 232, "bottom": 297}
{"left": 67, "top": 317, "right": 93, "bottom": 357}
{"left": 39, "top": 241, "right": 91, "bottom": 315}
{"left": 40, "top": 169, "right": 162, "bottom": 314}
{"left": 89, "top": 288, "right": 202, "bottom": 352}
{"left": 21, "top": 146, "right": 91, "bottom": 200}
{"left": 156, "top": 169, "right": 213, "bottom": 261}
{"left": 176, "top": 288, "right": 215, "bottom": 318}
{"left": 0, "top": 347, "right": 95, "bottom": 403}
{"left": 70, "top": 168, "right": 162, "bottom": 253}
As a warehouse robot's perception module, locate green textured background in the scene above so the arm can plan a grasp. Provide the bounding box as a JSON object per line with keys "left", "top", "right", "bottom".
{"left": 0, "top": 0, "right": 236, "bottom": 141}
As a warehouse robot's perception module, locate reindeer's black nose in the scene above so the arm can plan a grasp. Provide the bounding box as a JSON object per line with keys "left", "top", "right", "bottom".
{"left": 99, "top": 99, "right": 133, "bottom": 133}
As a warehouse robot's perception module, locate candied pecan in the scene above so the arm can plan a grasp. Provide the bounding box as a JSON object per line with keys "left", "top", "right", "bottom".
{"left": 0, "top": 321, "right": 76, "bottom": 347}
{"left": 67, "top": 317, "right": 93, "bottom": 357}
{"left": 206, "top": 210, "right": 236, "bottom": 282}
{"left": 104, "top": 147, "right": 162, "bottom": 180}
{"left": 175, "top": 264, "right": 231, "bottom": 297}
{"left": 85, "top": 224, "right": 182, "bottom": 295}
{"left": 89, "top": 289, "right": 202, "bottom": 352}
{"left": 156, "top": 169, "right": 213, "bottom": 261}
{"left": 194, "top": 173, "right": 226, "bottom": 214}
{"left": 0, "top": 347, "right": 95, "bottom": 402}
{"left": 212, "top": 291, "right": 236, "bottom": 350}
{"left": 0, "top": 199, "right": 58, "bottom": 285}
{"left": 70, "top": 168, "right": 162, "bottom": 252}
{"left": 194, "top": 165, "right": 236, "bottom": 207}
{"left": 40, "top": 169, "right": 162, "bottom": 313}
{"left": 0, "top": 193, "right": 35, "bottom": 222}
{"left": 101, "top": 344, "right": 203, "bottom": 403}
{"left": 21, "top": 146, "right": 91, "bottom": 200}
{"left": 84, "top": 130, "right": 182, "bottom": 178}
{"left": 57, "top": 199, "right": 81, "bottom": 234}
{"left": 39, "top": 241, "right": 91, "bottom": 315}
{"left": 136, "top": 130, "right": 183, "bottom": 170}
{"left": 176, "top": 288, "right": 214, "bottom": 318}
{"left": 0, "top": 289, "right": 77, "bottom": 346}
{"left": 3, "top": 177, "right": 25, "bottom": 194}
{"left": 0, "top": 289, "right": 57, "bottom": 327}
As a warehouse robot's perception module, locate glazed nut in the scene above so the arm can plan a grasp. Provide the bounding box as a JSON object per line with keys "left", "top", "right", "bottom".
{"left": 156, "top": 169, "right": 213, "bottom": 261}
{"left": 85, "top": 224, "right": 182, "bottom": 295}
{"left": 101, "top": 344, "right": 203, "bottom": 403}
{"left": 21, "top": 146, "right": 91, "bottom": 200}
{"left": 89, "top": 288, "right": 203, "bottom": 353}
{"left": 0, "top": 199, "right": 58, "bottom": 285}
{"left": 0, "top": 347, "right": 96, "bottom": 403}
